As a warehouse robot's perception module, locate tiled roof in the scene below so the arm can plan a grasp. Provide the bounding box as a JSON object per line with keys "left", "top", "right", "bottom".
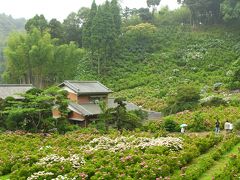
{"left": 0, "top": 84, "right": 33, "bottom": 99}
{"left": 59, "top": 81, "right": 112, "bottom": 95}
{"left": 69, "top": 98, "right": 140, "bottom": 116}
{"left": 108, "top": 98, "right": 140, "bottom": 111}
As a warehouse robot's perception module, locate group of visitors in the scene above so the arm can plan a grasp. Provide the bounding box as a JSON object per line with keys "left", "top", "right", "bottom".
{"left": 215, "top": 119, "right": 233, "bottom": 133}
{"left": 179, "top": 119, "right": 233, "bottom": 134}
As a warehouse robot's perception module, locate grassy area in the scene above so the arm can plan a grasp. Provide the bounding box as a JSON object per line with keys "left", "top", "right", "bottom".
{"left": 0, "top": 175, "right": 10, "bottom": 180}
{"left": 199, "top": 142, "right": 240, "bottom": 180}
{"left": 170, "top": 134, "right": 240, "bottom": 179}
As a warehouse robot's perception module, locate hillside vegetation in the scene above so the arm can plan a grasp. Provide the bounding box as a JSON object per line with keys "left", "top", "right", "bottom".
{"left": 0, "top": 13, "right": 26, "bottom": 82}
{"left": 1, "top": 1, "right": 240, "bottom": 179}
{"left": 0, "top": 0, "right": 240, "bottom": 118}
{"left": 99, "top": 26, "right": 240, "bottom": 111}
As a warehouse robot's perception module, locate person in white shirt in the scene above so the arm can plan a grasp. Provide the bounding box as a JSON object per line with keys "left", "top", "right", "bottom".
{"left": 224, "top": 121, "right": 230, "bottom": 133}
{"left": 229, "top": 123, "right": 233, "bottom": 132}
{"left": 181, "top": 127, "right": 185, "bottom": 133}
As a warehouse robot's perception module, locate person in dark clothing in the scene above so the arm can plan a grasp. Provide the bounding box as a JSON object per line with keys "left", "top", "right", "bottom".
{"left": 215, "top": 119, "right": 220, "bottom": 133}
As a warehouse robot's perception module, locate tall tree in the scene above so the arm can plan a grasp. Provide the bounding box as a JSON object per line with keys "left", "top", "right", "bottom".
{"left": 110, "top": 0, "right": 122, "bottom": 34}
{"left": 147, "top": 0, "right": 161, "bottom": 15}
{"left": 25, "top": 14, "right": 48, "bottom": 33}
{"left": 62, "top": 12, "right": 82, "bottom": 47}
{"left": 221, "top": 0, "right": 240, "bottom": 21}
{"left": 78, "top": 7, "right": 91, "bottom": 25}
{"left": 138, "top": 8, "right": 153, "bottom": 22}
{"left": 177, "top": 0, "right": 222, "bottom": 25}
{"left": 4, "top": 28, "right": 85, "bottom": 87}
{"left": 82, "top": 0, "right": 97, "bottom": 49}
{"left": 48, "top": 18, "right": 64, "bottom": 42}
{"left": 91, "top": 1, "right": 117, "bottom": 75}
{"left": 83, "top": 0, "right": 121, "bottom": 76}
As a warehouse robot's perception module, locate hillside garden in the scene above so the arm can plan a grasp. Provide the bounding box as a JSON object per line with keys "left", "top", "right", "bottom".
{"left": 0, "top": 0, "right": 240, "bottom": 179}
{"left": 0, "top": 130, "right": 239, "bottom": 179}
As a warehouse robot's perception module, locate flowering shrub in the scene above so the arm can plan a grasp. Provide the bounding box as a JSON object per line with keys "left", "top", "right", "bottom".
{"left": 36, "top": 154, "right": 85, "bottom": 169}
{"left": 0, "top": 130, "right": 229, "bottom": 179}
{"left": 83, "top": 136, "right": 183, "bottom": 152}
{"left": 164, "top": 106, "right": 240, "bottom": 131}
{"left": 27, "top": 171, "right": 55, "bottom": 180}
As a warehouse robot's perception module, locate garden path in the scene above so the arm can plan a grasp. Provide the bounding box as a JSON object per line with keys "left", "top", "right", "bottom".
{"left": 199, "top": 142, "right": 240, "bottom": 180}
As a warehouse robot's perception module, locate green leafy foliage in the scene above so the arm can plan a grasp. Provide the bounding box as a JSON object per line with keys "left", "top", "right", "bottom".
{"left": 1, "top": 87, "right": 69, "bottom": 133}
{"left": 96, "top": 98, "right": 143, "bottom": 133}
{"left": 163, "top": 117, "right": 179, "bottom": 132}
{"left": 0, "top": 130, "right": 229, "bottom": 179}
{"left": 3, "top": 28, "right": 85, "bottom": 87}
{"left": 164, "top": 85, "right": 200, "bottom": 115}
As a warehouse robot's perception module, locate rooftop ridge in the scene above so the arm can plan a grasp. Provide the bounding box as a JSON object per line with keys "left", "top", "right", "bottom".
{"left": 65, "top": 80, "right": 99, "bottom": 83}
{"left": 61, "top": 80, "right": 112, "bottom": 94}
{"left": 95, "top": 81, "right": 112, "bottom": 92}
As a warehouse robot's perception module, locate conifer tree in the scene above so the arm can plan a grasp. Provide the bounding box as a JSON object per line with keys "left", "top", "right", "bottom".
{"left": 110, "top": 0, "right": 122, "bottom": 35}
{"left": 82, "top": 0, "right": 97, "bottom": 49}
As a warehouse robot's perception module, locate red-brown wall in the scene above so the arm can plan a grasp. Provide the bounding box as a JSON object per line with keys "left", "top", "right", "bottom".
{"left": 69, "top": 111, "right": 85, "bottom": 121}
{"left": 78, "top": 96, "right": 90, "bottom": 104}
{"left": 52, "top": 108, "right": 61, "bottom": 118}
{"left": 68, "top": 92, "right": 78, "bottom": 102}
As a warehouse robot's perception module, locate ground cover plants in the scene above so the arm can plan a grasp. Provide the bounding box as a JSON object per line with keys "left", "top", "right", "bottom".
{"left": 0, "top": 129, "right": 233, "bottom": 179}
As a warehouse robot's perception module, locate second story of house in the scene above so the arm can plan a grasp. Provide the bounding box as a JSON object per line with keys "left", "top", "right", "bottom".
{"left": 59, "top": 81, "right": 112, "bottom": 104}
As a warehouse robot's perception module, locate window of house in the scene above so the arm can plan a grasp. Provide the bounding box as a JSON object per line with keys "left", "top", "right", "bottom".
{"left": 89, "top": 96, "right": 106, "bottom": 104}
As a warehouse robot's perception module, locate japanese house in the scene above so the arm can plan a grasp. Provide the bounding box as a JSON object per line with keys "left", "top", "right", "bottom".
{"left": 54, "top": 80, "right": 140, "bottom": 126}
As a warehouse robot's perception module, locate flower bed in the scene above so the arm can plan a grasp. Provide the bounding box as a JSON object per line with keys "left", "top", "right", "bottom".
{"left": 82, "top": 136, "right": 183, "bottom": 152}
{"left": 0, "top": 131, "right": 227, "bottom": 179}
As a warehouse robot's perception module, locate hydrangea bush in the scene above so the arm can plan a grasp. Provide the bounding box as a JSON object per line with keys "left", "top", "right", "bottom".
{"left": 0, "top": 130, "right": 228, "bottom": 179}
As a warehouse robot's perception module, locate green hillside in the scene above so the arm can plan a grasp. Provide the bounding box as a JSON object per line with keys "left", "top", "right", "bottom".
{"left": 77, "top": 25, "right": 240, "bottom": 112}
{"left": 1, "top": 1, "right": 240, "bottom": 179}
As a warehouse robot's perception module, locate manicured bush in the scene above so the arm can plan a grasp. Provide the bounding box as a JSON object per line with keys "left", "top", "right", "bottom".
{"left": 164, "top": 85, "right": 200, "bottom": 115}
{"left": 164, "top": 118, "right": 179, "bottom": 132}
{"left": 234, "top": 119, "right": 240, "bottom": 131}
{"left": 189, "top": 113, "right": 207, "bottom": 132}
{"left": 201, "top": 96, "right": 227, "bottom": 107}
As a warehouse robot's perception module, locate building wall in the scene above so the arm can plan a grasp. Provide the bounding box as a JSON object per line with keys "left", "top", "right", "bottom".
{"left": 69, "top": 111, "right": 85, "bottom": 121}
{"left": 68, "top": 92, "right": 78, "bottom": 102}
{"left": 78, "top": 96, "right": 90, "bottom": 104}
{"left": 52, "top": 107, "right": 61, "bottom": 118}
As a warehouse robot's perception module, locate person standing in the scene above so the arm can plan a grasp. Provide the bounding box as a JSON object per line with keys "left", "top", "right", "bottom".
{"left": 229, "top": 122, "right": 233, "bottom": 132}
{"left": 224, "top": 120, "right": 230, "bottom": 133}
{"left": 215, "top": 119, "right": 220, "bottom": 133}
{"left": 181, "top": 127, "right": 184, "bottom": 133}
